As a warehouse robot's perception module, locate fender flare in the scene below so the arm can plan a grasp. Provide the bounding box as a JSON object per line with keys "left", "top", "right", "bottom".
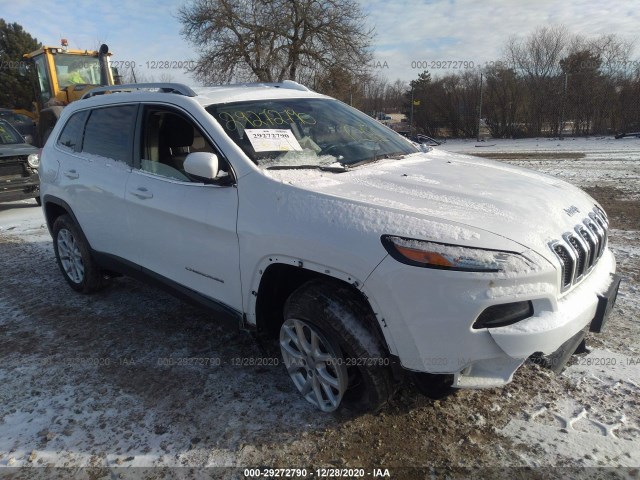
{"left": 246, "top": 255, "right": 399, "bottom": 355}
{"left": 42, "top": 195, "right": 81, "bottom": 234}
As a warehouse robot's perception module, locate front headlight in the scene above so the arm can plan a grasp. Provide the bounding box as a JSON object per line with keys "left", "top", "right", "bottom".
{"left": 381, "top": 235, "right": 537, "bottom": 273}
{"left": 27, "top": 152, "right": 40, "bottom": 169}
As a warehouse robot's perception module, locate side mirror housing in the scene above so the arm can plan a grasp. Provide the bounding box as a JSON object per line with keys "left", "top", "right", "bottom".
{"left": 184, "top": 152, "right": 219, "bottom": 180}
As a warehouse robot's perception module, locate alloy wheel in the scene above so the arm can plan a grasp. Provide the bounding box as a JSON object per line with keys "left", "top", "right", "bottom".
{"left": 280, "top": 318, "right": 348, "bottom": 412}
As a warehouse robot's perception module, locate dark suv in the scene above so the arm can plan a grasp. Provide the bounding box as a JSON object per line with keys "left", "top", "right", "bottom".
{"left": 0, "top": 109, "right": 37, "bottom": 145}
{"left": 0, "top": 119, "right": 40, "bottom": 204}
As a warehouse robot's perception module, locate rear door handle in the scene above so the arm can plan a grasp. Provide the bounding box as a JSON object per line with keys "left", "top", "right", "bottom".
{"left": 63, "top": 169, "right": 79, "bottom": 180}
{"left": 130, "top": 187, "right": 153, "bottom": 200}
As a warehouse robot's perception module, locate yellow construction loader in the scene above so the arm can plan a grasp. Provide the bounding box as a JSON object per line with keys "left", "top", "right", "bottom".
{"left": 23, "top": 41, "right": 118, "bottom": 146}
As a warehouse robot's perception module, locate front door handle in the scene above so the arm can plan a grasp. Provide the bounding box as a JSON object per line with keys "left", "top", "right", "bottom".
{"left": 63, "top": 169, "right": 79, "bottom": 180}
{"left": 130, "top": 187, "right": 153, "bottom": 200}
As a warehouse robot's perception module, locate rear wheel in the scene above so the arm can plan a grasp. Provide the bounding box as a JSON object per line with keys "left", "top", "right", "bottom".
{"left": 52, "top": 214, "right": 103, "bottom": 293}
{"left": 280, "top": 280, "right": 395, "bottom": 412}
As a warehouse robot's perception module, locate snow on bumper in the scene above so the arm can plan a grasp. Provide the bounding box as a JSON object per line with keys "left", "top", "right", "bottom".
{"left": 363, "top": 247, "right": 617, "bottom": 389}
{"left": 488, "top": 248, "right": 616, "bottom": 357}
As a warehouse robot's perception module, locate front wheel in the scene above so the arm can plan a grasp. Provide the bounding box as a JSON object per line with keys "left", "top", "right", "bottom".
{"left": 280, "top": 280, "right": 395, "bottom": 412}
{"left": 280, "top": 317, "right": 349, "bottom": 412}
{"left": 52, "top": 214, "right": 103, "bottom": 293}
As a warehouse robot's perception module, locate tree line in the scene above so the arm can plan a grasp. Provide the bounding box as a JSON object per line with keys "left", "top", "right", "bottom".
{"left": 318, "top": 26, "right": 640, "bottom": 138}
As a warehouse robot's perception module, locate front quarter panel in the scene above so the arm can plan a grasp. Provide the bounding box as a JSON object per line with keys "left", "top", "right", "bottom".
{"left": 238, "top": 172, "right": 389, "bottom": 320}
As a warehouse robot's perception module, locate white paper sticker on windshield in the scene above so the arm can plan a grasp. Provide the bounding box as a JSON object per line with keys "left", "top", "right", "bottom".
{"left": 245, "top": 129, "right": 303, "bottom": 152}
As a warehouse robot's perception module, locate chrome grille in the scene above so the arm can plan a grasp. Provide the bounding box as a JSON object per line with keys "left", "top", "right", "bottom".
{"left": 550, "top": 207, "right": 609, "bottom": 292}
{"left": 566, "top": 235, "right": 587, "bottom": 278}
{"left": 553, "top": 244, "right": 574, "bottom": 288}
{"left": 577, "top": 226, "right": 597, "bottom": 267}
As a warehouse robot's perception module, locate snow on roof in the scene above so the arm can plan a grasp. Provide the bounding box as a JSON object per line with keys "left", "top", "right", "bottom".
{"left": 192, "top": 84, "right": 326, "bottom": 106}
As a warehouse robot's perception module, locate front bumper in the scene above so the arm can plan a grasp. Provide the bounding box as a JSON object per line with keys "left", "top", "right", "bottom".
{"left": 0, "top": 174, "right": 40, "bottom": 203}
{"left": 363, "top": 247, "right": 618, "bottom": 389}
{"left": 487, "top": 250, "right": 616, "bottom": 357}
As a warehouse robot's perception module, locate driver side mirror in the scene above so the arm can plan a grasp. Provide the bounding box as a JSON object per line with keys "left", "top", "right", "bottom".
{"left": 184, "top": 152, "right": 219, "bottom": 181}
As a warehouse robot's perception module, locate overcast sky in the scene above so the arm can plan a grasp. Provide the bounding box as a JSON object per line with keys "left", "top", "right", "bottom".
{"left": 3, "top": 0, "right": 639, "bottom": 85}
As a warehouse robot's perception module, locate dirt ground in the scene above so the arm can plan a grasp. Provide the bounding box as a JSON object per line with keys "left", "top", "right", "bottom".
{"left": 0, "top": 138, "right": 638, "bottom": 479}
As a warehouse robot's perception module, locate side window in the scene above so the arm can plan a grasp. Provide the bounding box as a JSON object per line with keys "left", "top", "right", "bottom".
{"left": 57, "top": 110, "right": 88, "bottom": 152}
{"left": 82, "top": 105, "right": 137, "bottom": 165}
{"left": 139, "top": 107, "right": 226, "bottom": 182}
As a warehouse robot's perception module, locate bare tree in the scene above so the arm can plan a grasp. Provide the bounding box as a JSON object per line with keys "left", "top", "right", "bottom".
{"left": 505, "top": 26, "right": 569, "bottom": 135}
{"left": 560, "top": 49, "right": 603, "bottom": 135}
{"left": 506, "top": 25, "right": 568, "bottom": 79}
{"left": 118, "top": 67, "right": 175, "bottom": 84}
{"left": 314, "top": 65, "right": 359, "bottom": 103}
{"left": 178, "top": 0, "right": 373, "bottom": 85}
{"left": 483, "top": 65, "right": 522, "bottom": 138}
{"left": 360, "top": 74, "right": 387, "bottom": 115}
{"left": 385, "top": 79, "right": 407, "bottom": 112}
{"left": 591, "top": 34, "right": 634, "bottom": 79}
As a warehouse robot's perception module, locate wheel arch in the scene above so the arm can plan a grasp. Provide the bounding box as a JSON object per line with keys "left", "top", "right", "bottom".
{"left": 252, "top": 259, "right": 391, "bottom": 356}
{"left": 43, "top": 195, "right": 80, "bottom": 236}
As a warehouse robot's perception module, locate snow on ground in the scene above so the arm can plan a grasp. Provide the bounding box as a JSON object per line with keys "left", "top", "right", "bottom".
{"left": 0, "top": 138, "right": 638, "bottom": 476}
{"left": 502, "top": 348, "right": 640, "bottom": 467}
{"left": 440, "top": 137, "right": 640, "bottom": 199}
{"left": 440, "top": 136, "right": 640, "bottom": 154}
{"left": 0, "top": 201, "right": 49, "bottom": 244}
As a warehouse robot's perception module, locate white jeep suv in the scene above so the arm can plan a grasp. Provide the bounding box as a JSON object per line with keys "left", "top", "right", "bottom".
{"left": 39, "top": 82, "right": 621, "bottom": 412}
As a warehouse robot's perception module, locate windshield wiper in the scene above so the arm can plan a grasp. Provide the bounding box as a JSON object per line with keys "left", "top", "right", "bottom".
{"left": 265, "top": 164, "right": 349, "bottom": 172}
{"left": 348, "top": 152, "right": 406, "bottom": 168}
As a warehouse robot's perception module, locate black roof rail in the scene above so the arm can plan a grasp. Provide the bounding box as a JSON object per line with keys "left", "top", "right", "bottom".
{"left": 81, "top": 83, "right": 197, "bottom": 99}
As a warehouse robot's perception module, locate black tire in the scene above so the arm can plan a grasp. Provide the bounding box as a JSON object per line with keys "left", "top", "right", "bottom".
{"left": 52, "top": 214, "right": 103, "bottom": 293}
{"left": 34, "top": 196, "right": 41, "bottom": 206}
{"left": 281, "top": 279, "right": 396, "bottom": 412}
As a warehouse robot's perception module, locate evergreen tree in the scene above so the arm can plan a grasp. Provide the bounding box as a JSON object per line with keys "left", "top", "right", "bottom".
{"left": 0, "top": 19, "right": 41, "bottom": 110}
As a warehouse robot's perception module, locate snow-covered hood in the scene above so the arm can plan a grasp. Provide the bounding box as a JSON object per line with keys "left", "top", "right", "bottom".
{"left": 265, "top": 149, "right": 600, "bottom": 260}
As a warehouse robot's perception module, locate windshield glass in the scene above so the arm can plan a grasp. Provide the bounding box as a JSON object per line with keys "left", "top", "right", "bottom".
{"left": 0, "top": 120, "right": 25, "bottom": 145}
{"left": 54, "top": 53, "right": 102, "bottom": 88}
{"left": 206, "top": 98, "right": 418, "bottom": 168}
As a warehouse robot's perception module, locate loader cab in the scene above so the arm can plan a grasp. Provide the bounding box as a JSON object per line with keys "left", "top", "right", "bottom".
{"left": 24, "top": 45, "right": 114, "bottom": 107}
{"left": 23, "top": 43, "right": 114, "bottom": 146}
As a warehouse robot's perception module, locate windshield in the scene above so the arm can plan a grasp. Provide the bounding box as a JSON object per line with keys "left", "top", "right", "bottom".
{"left": 0, "top": 120, "right": 25, "bottom": 145}
{"left": 54, "top": 53, "right": 102, "bottom": 88}
{"left": 0, "top": 112, "right": 32, "bottom": 126}
{"left": 206, "top": 98, "right": 418, "bottom": 169}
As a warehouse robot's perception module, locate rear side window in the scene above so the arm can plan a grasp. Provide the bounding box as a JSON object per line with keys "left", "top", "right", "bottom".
{"left": 82, "top": 105, "right": 137, "bottom": 165}
{"left": 57, "top": 110, "right": 88, "bottom": 152}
